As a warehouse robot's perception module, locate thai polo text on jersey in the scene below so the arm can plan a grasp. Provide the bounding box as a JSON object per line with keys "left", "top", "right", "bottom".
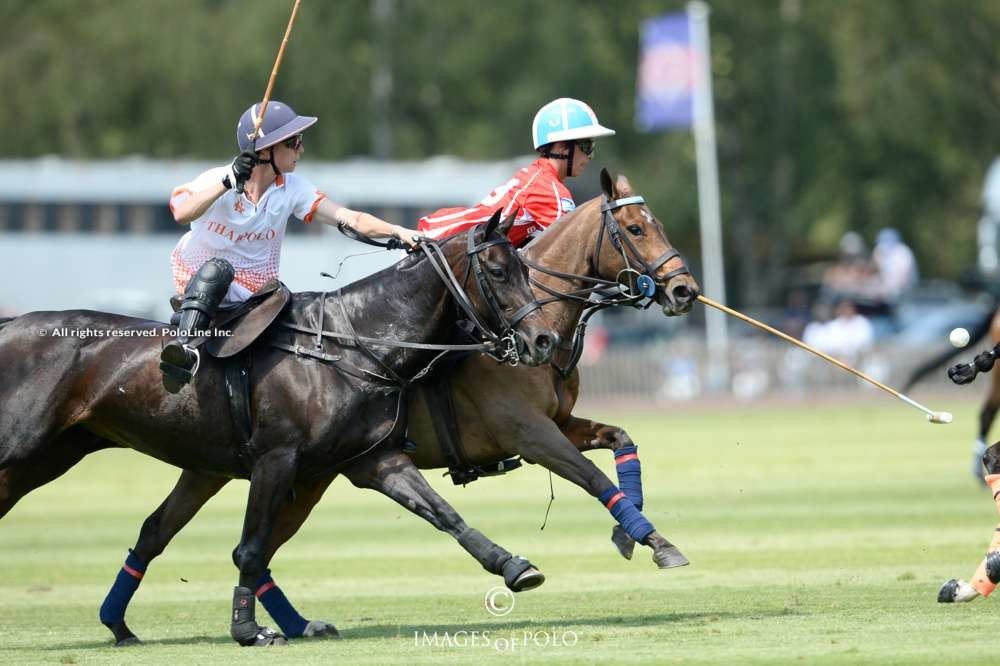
{"left": 417, "top": 158, "right": 575, "bottom": 246}
{"left": 168, "top": 167, "right": 327, "bottom": 303}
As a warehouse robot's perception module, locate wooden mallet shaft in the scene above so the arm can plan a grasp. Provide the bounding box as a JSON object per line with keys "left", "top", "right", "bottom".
{"left": 697, "top": 295, "right": 951, "bottom": 424}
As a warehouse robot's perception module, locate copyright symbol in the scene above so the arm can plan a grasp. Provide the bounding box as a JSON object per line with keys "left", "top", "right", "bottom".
{"left": 484, "top": 586, "right": 515, "bottom": 616}
{"left": 36, "top": 328, "right": 46, "bottom": 337}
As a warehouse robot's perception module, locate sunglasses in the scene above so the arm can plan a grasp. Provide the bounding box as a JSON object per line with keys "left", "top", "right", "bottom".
{"left": 282, "top": 134, "right": 304, "bottom": 150}
{"left": 575, "top": 139, "right": 595, "bottom": 156}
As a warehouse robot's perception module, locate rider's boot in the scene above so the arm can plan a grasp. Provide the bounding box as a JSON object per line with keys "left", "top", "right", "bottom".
{"left": 160, "top": 257, "right": 234, "bottom": 393}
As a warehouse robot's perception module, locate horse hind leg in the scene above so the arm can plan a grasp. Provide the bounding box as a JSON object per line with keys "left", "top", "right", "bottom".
{"left": 0, "top": 427, "right": 112, "bottom": 520}
{"left": 343, "top": 449, "right": 545, "bottom": 592}
{"left": 99, "top": 470, "right": 229, "bottom": 647}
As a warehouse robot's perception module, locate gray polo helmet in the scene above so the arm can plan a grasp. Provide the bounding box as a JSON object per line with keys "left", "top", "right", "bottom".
{"left": 236, "top": 101, "right": 317, "bottom": 152}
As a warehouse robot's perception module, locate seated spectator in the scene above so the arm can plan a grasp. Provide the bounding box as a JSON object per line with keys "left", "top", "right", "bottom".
{"left": 819, "top": 232, "right": 886, "bottom": 312}
{"left": 803, "top": 299, "right": 874, "bottom": 363}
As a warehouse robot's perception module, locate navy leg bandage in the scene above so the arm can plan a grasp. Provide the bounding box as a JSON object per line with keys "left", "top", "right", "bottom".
{"left": 599, "top": 486, "right": 655, "bottom": 543}
{"left": 255, "top": 570, "right": 308, "bottom": 637}
{"left": 99, "top": 550, "right": 147, "bottom": 624}
{"left": 615, "top": 445, "right": 643, "bottom": 511}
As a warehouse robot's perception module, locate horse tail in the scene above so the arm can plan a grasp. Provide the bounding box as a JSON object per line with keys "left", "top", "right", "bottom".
{"left": 902, "top": 306, "right": 996, "bottom": 391}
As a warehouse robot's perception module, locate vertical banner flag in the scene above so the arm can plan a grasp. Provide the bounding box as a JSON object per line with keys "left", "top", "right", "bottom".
{"left": 636, "top": 12, "right": 694, "bottom": 131}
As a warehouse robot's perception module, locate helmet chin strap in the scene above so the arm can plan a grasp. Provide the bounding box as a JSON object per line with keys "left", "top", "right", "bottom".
{"left": 540, "top": 141, "right": 576, "bottom": 178}
{"left": 255, "top": 148, "right": 282, "bottom": 179}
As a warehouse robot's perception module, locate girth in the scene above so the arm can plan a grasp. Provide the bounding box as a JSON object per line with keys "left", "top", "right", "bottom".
{"left": 421, "top": 355, "right": 522, "bottom": 486}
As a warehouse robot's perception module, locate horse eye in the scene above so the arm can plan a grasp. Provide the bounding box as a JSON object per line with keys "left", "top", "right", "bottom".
{"left": 488, "top": 266, "right": 506, "bottom": 279}
{"left": 627, "top": 225, "right": 643, "bottom": 236}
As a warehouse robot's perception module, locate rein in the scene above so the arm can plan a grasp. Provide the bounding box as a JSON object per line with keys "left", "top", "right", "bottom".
{"left": 271, "top": 228, "right": 524, "bottom": 390}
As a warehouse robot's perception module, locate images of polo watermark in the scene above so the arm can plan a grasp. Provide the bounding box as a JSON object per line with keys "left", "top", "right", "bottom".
{"left": 34, "top": 327, "right": 232, "bottom": 339}
{"left": 413, "top": 629, "right": 579, "bottom": 653}
{"left": 484, "top": 586, "right": 515, "bottom": 617}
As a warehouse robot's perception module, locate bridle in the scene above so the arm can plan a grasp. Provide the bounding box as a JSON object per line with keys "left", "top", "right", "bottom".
{"left": 274, "top": 222, "right": 529, "bottom": 382}
{"left": 517, "top": 194, "right": 692, "bottom": 376}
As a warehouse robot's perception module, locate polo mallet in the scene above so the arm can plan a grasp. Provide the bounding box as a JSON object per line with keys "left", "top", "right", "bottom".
{"left": 237, "top": 0, "right": 302, "bottom": 194}
{"left": 698, "top": 295, "right": 953, "bottom": 424}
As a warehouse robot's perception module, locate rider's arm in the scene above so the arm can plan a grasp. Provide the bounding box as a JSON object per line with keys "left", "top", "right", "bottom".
{"left": 312, "top": 199, "right": 419, "bottom": 248}
{"left": 170, "top": 181, "right": 228, "bottom": 225}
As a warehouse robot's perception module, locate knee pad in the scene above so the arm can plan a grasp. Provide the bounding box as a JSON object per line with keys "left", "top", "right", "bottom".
{"left": 181, "top": 258, "right": 235, "bottom": 313}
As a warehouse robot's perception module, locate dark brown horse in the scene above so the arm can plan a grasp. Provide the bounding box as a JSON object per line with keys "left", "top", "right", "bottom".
{"left": 0, "top": 215, "right": 557, "bottom": 646}
{"left": 89, "top": 169, "right": 700, "bottom": 644}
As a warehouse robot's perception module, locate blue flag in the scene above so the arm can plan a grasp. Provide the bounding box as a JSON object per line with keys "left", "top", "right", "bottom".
{"left": 636, "top": 12, "right": 694, "bottom": 131}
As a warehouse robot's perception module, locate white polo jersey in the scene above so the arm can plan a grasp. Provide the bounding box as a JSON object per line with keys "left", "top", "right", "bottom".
{"left": 168, "top": 167, "right": 328, "bottom": 303}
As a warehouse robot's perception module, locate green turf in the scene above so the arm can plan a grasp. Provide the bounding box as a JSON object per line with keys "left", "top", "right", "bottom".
{"left": 2, "top": 396, "right": 996, "bottom": 664}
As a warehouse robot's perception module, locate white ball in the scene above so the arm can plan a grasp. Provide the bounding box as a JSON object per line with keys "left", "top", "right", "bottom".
{"left": 949, "top": 327, "right": 970, "bottom": 348}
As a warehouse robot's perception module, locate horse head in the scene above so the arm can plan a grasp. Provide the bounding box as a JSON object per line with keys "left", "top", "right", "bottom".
{"left": 596, "top": 168, "right": 700, "bottom": 316}
{"left": 448, "top": 209, "right": 557, "bottom": 365}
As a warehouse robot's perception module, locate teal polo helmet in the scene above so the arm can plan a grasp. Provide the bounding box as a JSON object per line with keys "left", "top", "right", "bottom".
{"left": 531, "top": 98, "right": 616, "bottom": 150}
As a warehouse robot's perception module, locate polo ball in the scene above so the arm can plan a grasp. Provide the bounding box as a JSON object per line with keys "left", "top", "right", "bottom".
{"left": 949, "top": 327, "right": 970, "bottom": 348}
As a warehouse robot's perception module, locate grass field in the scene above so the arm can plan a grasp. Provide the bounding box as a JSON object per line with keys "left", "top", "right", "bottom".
{"left": 2, "top": 395, "right": 998, "bottom": 664}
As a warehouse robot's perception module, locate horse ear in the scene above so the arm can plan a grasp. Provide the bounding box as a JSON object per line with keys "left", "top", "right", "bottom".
{"left": 600, "top": 168, "right": 616, "bottom": 199}
{"left": 616, "top": 174, "right": 634, "bottom": 196}
{"left": 484, "top": 208, "right": 502, "bottom": 237}
{"left": 498, "top": 214, "right": 515, "bottom": 236}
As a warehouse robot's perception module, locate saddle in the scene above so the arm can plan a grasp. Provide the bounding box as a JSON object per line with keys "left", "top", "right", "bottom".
{"left": 169, "top": 280, "right": 291, "bottom": 358}
{"left": 168, "top": 281, "right": 291, "bottom": 470}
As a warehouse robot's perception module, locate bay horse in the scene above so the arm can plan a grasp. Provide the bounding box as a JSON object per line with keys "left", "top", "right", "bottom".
{"left": 88, "top": 169, "right": 701, "bottom": 644}
{"left": 0, "top": 214, "right": 558, "bottom": 646}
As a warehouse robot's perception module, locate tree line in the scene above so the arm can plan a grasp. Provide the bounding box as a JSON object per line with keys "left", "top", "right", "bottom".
{"left": 3, "top": 0, "right": 998, "bottom": 306}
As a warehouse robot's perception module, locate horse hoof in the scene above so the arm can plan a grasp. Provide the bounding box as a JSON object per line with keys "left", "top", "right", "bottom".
{"left": 113, "top": 636, "right": 142, "bottom": 648}
{"left": 302, "top": 620, "right": 340, "bottom": 639}
{"left": 511, "top": 567, "right": 546, "bottom": 592}
{"left": 240, "top": 627, "right": 288, "bottom": 647}
{"left": 652, "top": 545, "right": 690, "bottom": 569}
{"left": 611, "top": 525, "right": 635, "bottom": 560}
{"left": 938, "top": 579, "right": 979, "bottom": 603}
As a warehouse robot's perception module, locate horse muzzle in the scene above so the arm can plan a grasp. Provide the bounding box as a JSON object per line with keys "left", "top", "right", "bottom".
{"left": 657, "top": 282, "right": 699, "bottom": 317}
{"left": 515, "top": 329, "right": 558, "bottom": 366}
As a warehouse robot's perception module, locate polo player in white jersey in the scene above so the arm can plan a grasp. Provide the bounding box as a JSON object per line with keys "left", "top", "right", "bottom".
{"left": 160, "top": 100, "right": 418, "bottom": 393}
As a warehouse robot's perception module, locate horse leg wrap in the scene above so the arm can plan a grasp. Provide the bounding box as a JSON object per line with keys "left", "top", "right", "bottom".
{"left": 99, "top": 550, "right": 147, "bottom": 627}
{"left": 458, "top": 527, "right": 512, "bottom": 574}
{"left": 615, "top": 445, "right": 643, "bottom": 511}
{"left": 231, "top": 586, "right": 261, "bottom": 645}
{"left": 255, "top": 570, "right": 308, "bottom": 638}
{"left": 599, "top": 487, "right": 655, "bottom": 544}
{"left": 968, "top": 476, "right": 1000, "bottom": 597}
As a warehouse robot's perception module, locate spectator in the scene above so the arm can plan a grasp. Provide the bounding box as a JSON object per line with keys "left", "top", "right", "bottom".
{"left": 873, "top": 227, "right": 918, "bottom": 304}
{"left": 803, "top": 299, "right": 874, "bottom": 363}
{"left": 819, "top": 231, "right": 886, "bottom": 314}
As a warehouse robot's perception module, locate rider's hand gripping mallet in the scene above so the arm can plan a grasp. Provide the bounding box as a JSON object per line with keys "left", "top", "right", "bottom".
{"left": 697, "top": 295, "right": 953, "bottom": 424}
{"left": 237, "top": 0, "right": 302, "bottom": 195}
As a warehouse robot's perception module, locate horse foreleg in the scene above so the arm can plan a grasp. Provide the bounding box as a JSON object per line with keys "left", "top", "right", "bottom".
{"left": 230, "top": 448, "right": 299, "bottom": 647}
{"left": 560, "top": 415, "right": 645, "bottom": 559}
{"left": 99, "top": 470, "right": 229, "bottom": 646}
{"left": 519, "top": 417, "right": 686, "bottom": 569}
{"left": 248, "top": 474, "right": 340, "bottom": 640}
{"left": 343, "top": 449, "right": 545, "bottom": 592}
